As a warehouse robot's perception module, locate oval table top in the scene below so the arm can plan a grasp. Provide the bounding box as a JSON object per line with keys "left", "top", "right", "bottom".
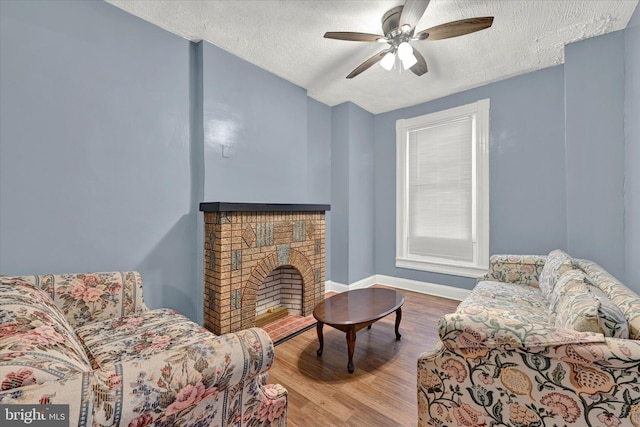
{"left": 312, "top": 288, "right": 405, "bottom": 326}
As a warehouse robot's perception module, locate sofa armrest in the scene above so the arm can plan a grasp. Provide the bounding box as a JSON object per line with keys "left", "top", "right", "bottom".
{"left": 420, "top": 314, "right": 640, "bottom": 427}
{"left": 418, "top": 335, "right": 640, "bottom": 427}
{"left": 0, "top": 328, "right": 287, "bottom": 426}
{"left": 7, "top": 271, "right": 148, "bottom": 327}
{"left": 108, "top": 327, "right": 276, "bottom": 394}
{"left": 477, "top": 254, "right": 546, "bottom": 286}
{"left": 91, "top": 327, "right": 281, "bottom": 426}
{"left": 438, "top": 312, "right": 605, "bottom": 352}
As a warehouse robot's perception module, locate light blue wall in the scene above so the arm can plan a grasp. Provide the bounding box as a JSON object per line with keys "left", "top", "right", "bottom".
{"left": 625, "top": 5, "right": 640, "bottom": 290}
{"left": 565, "top": 31, "right": 626, "bottom": 281}
{"left": 200, "top": 42, "right": 313, "bottom": 204}
{"left": 307, "top": 98, "right": 333, "bottom": 279}
{"left": 0, "top": 0, "right": 199, "bottom": 317}
{"left": 307, "top": 99, "right": 333, "bottom": 206}
{"left": 374, "top": 66, "right": 567, "bottom": 289}
{"left": 191, "top": 42, "right": 205, "bottom": 324}
{"left": 347, "top": 104, "right": 375, "bottom": 284}
{"left": 330, "top": 104, "right": 351, "bottom": 284}
{"left": 330, "top": 103, "right": 375, "bottom": 285}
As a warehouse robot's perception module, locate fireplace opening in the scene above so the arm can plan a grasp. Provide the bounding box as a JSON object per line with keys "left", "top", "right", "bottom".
{"left": 255, "top": 266, "right": 302, "bottom": 327}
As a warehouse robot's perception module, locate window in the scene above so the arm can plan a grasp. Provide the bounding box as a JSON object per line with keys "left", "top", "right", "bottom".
{"left": 396, "top": 99, "right": 489, "bottom": 277}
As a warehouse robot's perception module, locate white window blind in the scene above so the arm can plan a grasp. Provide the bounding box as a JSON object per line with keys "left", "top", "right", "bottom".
{"left": 396, "top": 99, "right": 489, "bottom": 278}
{"left": 408, "top": 117, "right": 474, "bottom": 261}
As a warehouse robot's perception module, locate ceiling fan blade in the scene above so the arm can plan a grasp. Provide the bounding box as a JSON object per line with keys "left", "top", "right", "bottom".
{"left": 415, "top": 17, "right": 494, "bottom": 41}
{"left": 324, "top": 32, "right": 387, "bottom": 42}
{"left": 346, "top": 48, "right": 393, "bottom": 79}
{"left": 399, "top": 0, "right": 430, "bottom": 30}
{"left": 410, "top": 48, "right": 428, "bottom": 76}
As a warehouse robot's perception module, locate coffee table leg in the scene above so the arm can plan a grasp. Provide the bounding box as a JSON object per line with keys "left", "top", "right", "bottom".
{"left": 316, "top": 321, "right": 324, "bottom": 356}
{"left": 395, "top": 307, "right": 402, "bottom": 340}
{"left": 346, "top": 326, "right": 356, "bottom": 373}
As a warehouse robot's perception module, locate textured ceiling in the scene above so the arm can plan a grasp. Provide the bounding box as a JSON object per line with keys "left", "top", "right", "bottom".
{"left": 106, "top": 0, "right": 638, "bottom": 114}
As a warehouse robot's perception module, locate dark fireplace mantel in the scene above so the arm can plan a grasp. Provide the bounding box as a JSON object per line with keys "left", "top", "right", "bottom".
{"left": 199, "top": 202, "right": 330, "bottom": 212}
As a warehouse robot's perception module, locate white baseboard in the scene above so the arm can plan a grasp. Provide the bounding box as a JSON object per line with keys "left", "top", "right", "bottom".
{"left": 374, "top": 274, "right": 471, "bottom": 301}
{"left": 325, "top": 274, "right": 376, "bottom": 293}
{"left": 324, "top": 281, "right": 348, "bottom": 293}
{"left": 325, "top": 274, "right": 470, "bottom": 301}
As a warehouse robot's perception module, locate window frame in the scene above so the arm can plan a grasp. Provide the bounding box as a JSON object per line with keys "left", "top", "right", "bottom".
{"left": 395, "top": 99, "right": 490, "bottom": 278}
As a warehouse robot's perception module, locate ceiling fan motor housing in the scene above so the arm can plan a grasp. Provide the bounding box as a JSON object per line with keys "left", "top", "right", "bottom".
{"left": 382, "top": 6, "right": 404, "bottom": 38}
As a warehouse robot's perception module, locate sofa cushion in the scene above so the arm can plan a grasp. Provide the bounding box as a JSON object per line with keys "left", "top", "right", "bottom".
{"left": 7, "top": 271, "right": 146, "bottom": 328}
{"left": 538, "top": 249, "right": 574, "bottom": 298}
{"left": 0, "top": 279, "right": 92, "bottom": 389}
{"left": 462, "top": 281, "right": 550, "bottom": 325}
{"left": 472, "top": 280, "right": 548, "bottom": 308}
{"left": 550, "top": 272, "right": 629, "bottom": 338}
{"left": 548, "top": 270, "right": 591, "bottom": 322}
{"left": 75, "top": 308, "right": 215, "bottom": 367}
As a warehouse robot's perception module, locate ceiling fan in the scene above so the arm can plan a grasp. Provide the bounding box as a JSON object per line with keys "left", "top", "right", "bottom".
{"left": 324, "top": 0, "right": 494, "bottom": 79}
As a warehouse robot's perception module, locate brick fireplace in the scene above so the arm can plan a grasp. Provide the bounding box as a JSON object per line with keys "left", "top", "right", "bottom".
{"left": 199, "top": 202, "right": 330, "bottom": 335}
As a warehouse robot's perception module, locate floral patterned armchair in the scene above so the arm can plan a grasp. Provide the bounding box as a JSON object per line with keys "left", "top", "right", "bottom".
{"left": 418, "top": 251, "right": 640, "bottom": 427}
{"left": 0, "top": 271, "right": 287, "bottom": 426}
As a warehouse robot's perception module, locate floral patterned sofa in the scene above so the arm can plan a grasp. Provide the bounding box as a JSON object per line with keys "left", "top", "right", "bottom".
{"left": 418, "top": 249, "right": 640, "bottom": 427}
{"left": 0, "top": 271, "right": 287, "bottom": 426}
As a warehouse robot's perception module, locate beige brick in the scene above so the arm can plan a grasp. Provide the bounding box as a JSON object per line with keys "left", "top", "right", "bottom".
{"left": 202, "top": 209, "right": 326, "bottom": 336}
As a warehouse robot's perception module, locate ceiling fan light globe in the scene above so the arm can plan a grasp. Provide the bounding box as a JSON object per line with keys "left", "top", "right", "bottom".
{"left": 401, "top": 54, "right": 418, "bottom": 70}
{"left": 380, "top": 52, "right": 396, "bottom": 70}
{"left": 397, "top": 42, "right": 413, "bottom": 61}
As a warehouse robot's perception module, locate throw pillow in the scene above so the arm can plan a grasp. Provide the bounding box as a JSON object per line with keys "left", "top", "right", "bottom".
{"left": 553, "top": 278, "right": 629, "bottom": 338}
{"left": 538, "top": 249, "right": 574, "bottom": 299}
{"left": 548, "top": 270, "right": 591, "bottom": 323}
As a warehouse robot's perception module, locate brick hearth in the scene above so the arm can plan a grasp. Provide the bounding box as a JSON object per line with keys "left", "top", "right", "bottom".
{"left": 199, "top": 203, "right": 329, "bottom": 335}
{"left": 261, "top": 313, "right": 317, "bottom": 344}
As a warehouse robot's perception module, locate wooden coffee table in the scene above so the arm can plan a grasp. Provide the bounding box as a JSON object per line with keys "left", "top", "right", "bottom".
{"left": 313, "top": 287, "right": 405, "bottom": 373}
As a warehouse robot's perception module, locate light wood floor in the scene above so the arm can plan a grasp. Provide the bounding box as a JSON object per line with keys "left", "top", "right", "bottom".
{"left": 268, "top": 286, "right": 460, "bottom": 427}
